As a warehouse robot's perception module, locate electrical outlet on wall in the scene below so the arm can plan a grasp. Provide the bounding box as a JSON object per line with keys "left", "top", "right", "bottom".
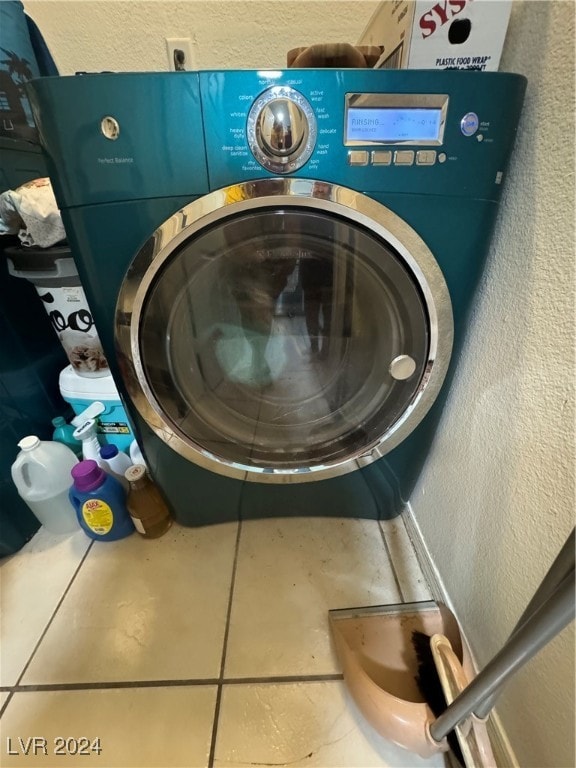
{"left": 166, "top": 38, "right": 195, "bottom": 71}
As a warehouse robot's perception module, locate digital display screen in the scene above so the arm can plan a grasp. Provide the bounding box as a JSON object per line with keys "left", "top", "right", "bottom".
{"left": 346, "top": 107, "right": 443, "bottom": 144}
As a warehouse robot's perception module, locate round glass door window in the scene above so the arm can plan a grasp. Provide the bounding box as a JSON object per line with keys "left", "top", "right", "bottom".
{"left": 138, "top": 207, "right": 430, "bottom": 472}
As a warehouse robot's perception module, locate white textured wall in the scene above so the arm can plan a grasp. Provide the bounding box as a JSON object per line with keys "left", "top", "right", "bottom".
{"left": 409, "top": 2, "right": 575, "bottom": 766}
{"left": 23, "top": 0, "right": 378, "bottom": 73}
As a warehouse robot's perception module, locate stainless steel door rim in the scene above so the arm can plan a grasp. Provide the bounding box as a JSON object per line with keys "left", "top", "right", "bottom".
{"left": 115, "top": 179, "right": 453, "bottom": 483}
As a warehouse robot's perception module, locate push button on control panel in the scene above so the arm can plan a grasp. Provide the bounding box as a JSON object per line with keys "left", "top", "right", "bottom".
{"left": 348, "top": 150, "right": 369, "bottom": 166}
{"left": 394, "top": 150, "right": 414, "bottom": 166}
{"left": 351, "top": 149, "right": 439, "bottom": 168}
{"left": 416, "top": 150, "right": 437, "bottom": 166}
{"left": 371, "top": 150, "right": 392, "bottom": 166}
{"left": 460, "top": 112, "right": 479, "bottom": 137}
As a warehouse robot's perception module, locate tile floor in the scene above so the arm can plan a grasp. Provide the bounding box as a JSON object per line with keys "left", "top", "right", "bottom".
{"left": 0, "top": 516, "right": 448, "bottom": 768}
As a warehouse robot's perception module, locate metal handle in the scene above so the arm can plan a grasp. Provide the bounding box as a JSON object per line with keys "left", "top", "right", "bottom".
{"left": 474, "top": 527, "right": 575, "bottom": 718}
{"left": 430, "top": 566, "right": 575, "bottom": 742}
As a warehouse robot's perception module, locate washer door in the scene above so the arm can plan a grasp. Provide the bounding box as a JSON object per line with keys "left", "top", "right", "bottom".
{"left": 116, "top": 179, "right": 453, "bottom": 483}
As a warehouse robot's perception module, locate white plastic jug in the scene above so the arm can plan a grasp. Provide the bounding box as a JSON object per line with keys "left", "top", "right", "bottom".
{"left": 129, "top": 439, "right": 148, "bottom": 470}
{"left": 11, "top": 436, "right": 79, "bottom": 534}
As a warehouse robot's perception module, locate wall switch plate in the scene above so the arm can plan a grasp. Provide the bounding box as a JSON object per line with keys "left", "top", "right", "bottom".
{"left": 166, "top": 38, "right": 195, "bottom": 71}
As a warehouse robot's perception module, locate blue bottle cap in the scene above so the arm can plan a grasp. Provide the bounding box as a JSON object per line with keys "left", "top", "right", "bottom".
{"left": 100, "top": 444, "right": 119, "bottom": 459}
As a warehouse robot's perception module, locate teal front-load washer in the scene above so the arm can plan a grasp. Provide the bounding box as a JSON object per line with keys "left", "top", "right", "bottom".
{"left": 27, "top": 69, "right": 526, "bottom": 525}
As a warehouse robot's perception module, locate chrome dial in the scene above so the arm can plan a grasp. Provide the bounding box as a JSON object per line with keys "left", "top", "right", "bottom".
{"left": 247, "top": 86, "right": 317, "bottom": 174}
{"left": 258, "top": 98, "right": 305, "bottom": 156}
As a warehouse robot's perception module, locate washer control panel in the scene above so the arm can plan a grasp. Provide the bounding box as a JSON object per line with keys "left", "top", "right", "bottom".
{"left": 26, "top": 69, "right": 526, "bottom": 207}
{"left": 198, "top": 69, "right": 526, "bottom": 196}
{"left": 247, "top": 86, "right": 317, "bottom": 174}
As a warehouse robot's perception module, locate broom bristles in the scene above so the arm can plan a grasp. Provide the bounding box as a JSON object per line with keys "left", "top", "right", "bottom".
{"left": 412, "top": 630, "right": 465, "bottom": 766}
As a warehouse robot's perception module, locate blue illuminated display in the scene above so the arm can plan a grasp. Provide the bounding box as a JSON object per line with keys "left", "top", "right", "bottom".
{"left": 346, "top": 107, "right": 442, "bottom": 143}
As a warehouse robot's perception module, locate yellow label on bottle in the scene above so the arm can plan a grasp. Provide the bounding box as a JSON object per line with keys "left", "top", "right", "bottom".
{"left": 82, "top": 499, "right": 113, "bottom": 535}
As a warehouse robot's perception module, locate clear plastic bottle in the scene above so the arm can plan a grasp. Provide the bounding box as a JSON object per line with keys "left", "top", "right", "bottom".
{"left": 11, "top": 436, "right": 79, "bottom": 534}
{"left": 99, "top": 444, "right": 132, "bottom": 491}
{"left": 124, "top": 465, "right": 172, "bottom": 539}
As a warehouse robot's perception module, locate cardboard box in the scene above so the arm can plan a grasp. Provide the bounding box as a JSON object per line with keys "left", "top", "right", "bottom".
{"left": 358, "top": 0, "right": 512, "bottom": 71}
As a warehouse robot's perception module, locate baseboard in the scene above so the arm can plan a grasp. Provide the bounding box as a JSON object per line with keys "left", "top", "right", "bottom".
{"left": 402, "top": 504, "right": 519, "bottom": 768}
{"left": 401, "top": 503, "right": 448, "bottom": 605}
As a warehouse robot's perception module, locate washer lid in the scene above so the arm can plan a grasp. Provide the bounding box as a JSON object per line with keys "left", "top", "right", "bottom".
{"left": 116, "top": 179, "right": 453, "bottom": 483}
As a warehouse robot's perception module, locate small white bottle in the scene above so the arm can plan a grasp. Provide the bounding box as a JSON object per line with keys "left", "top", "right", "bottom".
{"left": 129, "top": 439, "right": 148, "bottom": 470}
{"left": 11, "top": 436, "right": 79, "bottom": 534}
{"left": 99, "top": 444, "right": 132, "bottom": 491}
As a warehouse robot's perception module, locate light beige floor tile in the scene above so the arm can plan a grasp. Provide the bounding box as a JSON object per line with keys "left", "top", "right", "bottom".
{"left": 225, "top": 518, "right": 401, "bottom": 677}
{"left": 0, "top": 528, "right": 91, "bottom": 686}
{"left": 214, "top": 681, "right": 447, "bottom": 767}
{"left": 0, "top": 686, "right": 216, "bottom": 767}
{"left": 379, "top": 518, "right": 433, "bottom": 602}
{"left": 22, "top": 523, "right": 237, "bottom": 684}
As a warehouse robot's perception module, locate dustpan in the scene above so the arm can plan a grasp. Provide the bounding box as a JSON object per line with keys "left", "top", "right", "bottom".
{"left": 330, "top": 528, "right": 575, "bottom": 764}
{"left": 329, "top": 600, "right": 476, "bottom": 759}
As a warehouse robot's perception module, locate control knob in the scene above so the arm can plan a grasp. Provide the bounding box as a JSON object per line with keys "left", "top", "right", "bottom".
{"left": 247, "top": 86, "right": 317, "bottom": 174}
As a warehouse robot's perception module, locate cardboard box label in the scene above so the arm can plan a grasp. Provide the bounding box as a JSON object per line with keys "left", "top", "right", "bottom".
{"left": 359, "top": 0, "right": 512, "bottom": 71}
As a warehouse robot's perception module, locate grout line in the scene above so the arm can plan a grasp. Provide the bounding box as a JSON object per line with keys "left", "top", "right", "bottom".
{"left": 377, "top": 519, "right": 406, "bottom": 602}
{"left": 0, "top": 674, "right": 345, "bottom": 695}
{"left": 0, "top": 691, "right": 13, "bottom": 718}
{"left": 223, "top": 674, "right": 345, "bottom": 685}
{"left": 14, "top": 540, "right": 95, "bottom": 688}
{"left": 207, "top": 516, "right": 243, "bottom": 768}
{"left": 4, "top": 680, "right": 220, "bottom": 693}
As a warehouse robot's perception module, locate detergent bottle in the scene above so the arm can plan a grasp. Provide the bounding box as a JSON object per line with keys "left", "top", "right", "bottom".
{"left": 11, "top": 436, "right": 79, "bottom": 534}
{"left": 69, "top": 460, "right": 134, "bottom": 541}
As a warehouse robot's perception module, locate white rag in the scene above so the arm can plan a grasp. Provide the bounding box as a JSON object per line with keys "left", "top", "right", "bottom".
{"left": 0, "top": 177, "right": 66, "bottom": 247}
